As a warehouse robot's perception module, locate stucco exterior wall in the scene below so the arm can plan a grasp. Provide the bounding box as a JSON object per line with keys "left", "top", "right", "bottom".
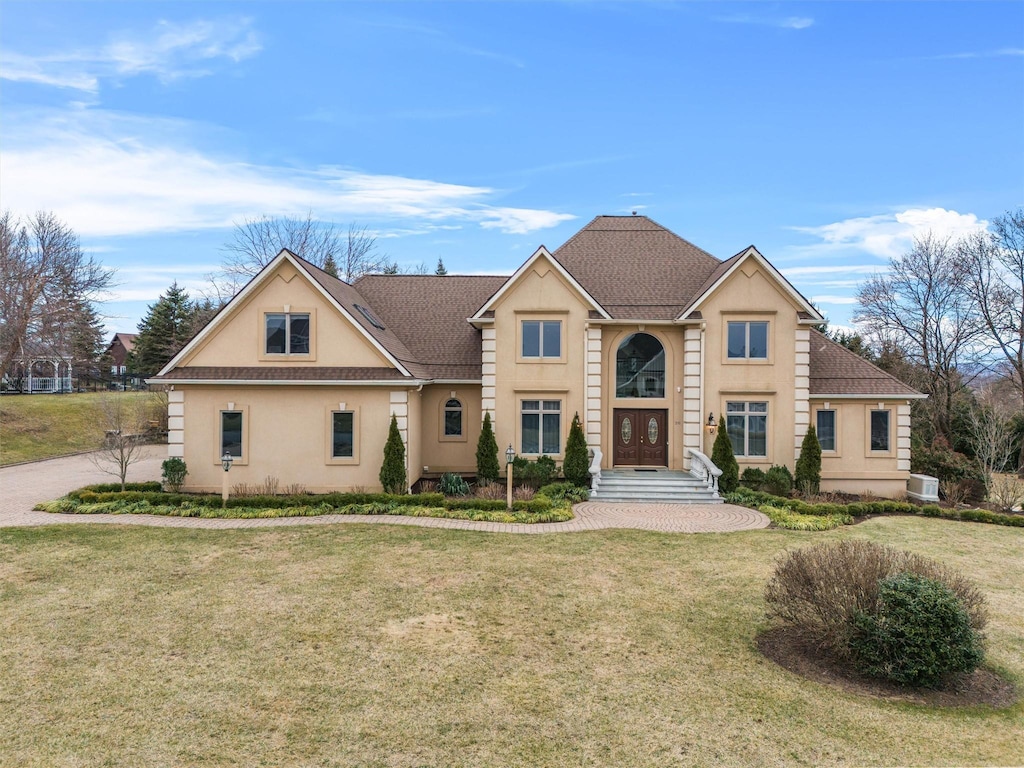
{"left": 181, "top": 261, "right": 394, "bottom": 369}
{"left": 489, "top": 256, "right": 590, "bottom": 462}
{"left": 419, "top": 384, "right": 482, "bottom": 475}
{"left": 176, "top": 384, "right": 415, "bottom": 493}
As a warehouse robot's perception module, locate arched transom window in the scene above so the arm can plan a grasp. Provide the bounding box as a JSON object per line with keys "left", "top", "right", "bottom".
{"left": 616, "top": 333, "right": 665, "bottom": 398}
{"left": 444, "top": 398, "right": 463, "bottom": 436}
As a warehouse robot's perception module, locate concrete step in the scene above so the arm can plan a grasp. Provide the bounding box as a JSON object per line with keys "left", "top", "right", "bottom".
{"left": 592, "top": 469, "right": 722, "bottom": 504}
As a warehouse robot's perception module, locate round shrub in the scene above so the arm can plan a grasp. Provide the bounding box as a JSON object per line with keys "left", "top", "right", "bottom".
{"left": 764, "top": 465, "right": 793, "bottom": 497}
{"left": 765, "top": 541, "right": 986, "bottom": 661}
{"left": 849, "top": 573, "right": 984, "bottom": 688}
{"left": 161, "top": 457, "right": 188, "bottom": 492}
{"left": 740, "top": 466, "right": 767, "bottom": 490}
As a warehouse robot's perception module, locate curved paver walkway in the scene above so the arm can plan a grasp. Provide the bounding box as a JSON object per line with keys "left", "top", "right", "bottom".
{"left": 0, "top": 448, "right": 769, "bottom": 534}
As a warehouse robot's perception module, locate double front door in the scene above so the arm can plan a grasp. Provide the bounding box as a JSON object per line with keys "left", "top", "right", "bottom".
{"left": 613, "top": 409, "right": 667, "bottom": 466}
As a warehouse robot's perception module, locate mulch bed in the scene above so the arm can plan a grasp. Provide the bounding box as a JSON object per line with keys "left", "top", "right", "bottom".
{"left": 757, "top": 625, "right": 1018, "bottom": 709}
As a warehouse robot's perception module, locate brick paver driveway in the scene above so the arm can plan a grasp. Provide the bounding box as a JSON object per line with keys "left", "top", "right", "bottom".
{"left": 0, "top": 449, "right": 769, "bottom": 534}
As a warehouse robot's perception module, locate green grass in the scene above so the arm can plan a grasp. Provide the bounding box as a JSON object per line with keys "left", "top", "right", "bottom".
{"left": 0, "top": 392, "right": 161, "bottom": 465}
{"left": 1, "top": 517, "right": 1021, "bottom": 767}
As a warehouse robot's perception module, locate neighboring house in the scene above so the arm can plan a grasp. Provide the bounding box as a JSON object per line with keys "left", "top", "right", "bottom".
{"left": 106, "top": 333, "right": 137, "bottom": 376}
{"left": 1, "top": 341, "right": 73, "bottom": 394}
{"left": 150, "top": 215, "right": 924, "bottom": 497}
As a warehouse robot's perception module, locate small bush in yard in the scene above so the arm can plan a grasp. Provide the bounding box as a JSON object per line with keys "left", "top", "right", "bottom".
{"left": 711, "top": 427, "right": 739, "bottom": 494}
{"left": 848, "top": 573, "right": 984, "bottom": 688}
{"left": 562, "top": 412, "right": 590, "bottom": 487}
{"left": 160, "top": 458, "right": 188, "bottom": 492}
{"left": 379, "top": 414, "right": 407, "bottom": 494}
{"left": 438, "top": 472, "right": 471, "bottom": 497}
{"left": 764, "top": 540, "right": 986, "bottom": 662}
{"left": 794, "top": 426, "right": 821, "bottom": 495}
{"left": 764, "top": 465, "right": 794, "bottom": 496}
{"left": 740, "top": 466, "right": 767, "bottom": 490}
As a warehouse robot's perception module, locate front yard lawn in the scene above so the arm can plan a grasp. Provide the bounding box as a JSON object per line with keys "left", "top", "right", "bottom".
{"left": 1, "top": 517, "right": 1021, "bottom": 767}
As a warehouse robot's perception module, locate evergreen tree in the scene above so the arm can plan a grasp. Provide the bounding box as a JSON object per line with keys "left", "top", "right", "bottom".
{"left": 322, "top": 253, "right": 340, "bottom": 279}
{"left": 132, "top": 282, "right": 198, "bottom": 374}
{"left": 435, "top": 258, "right": 448, "bottom": 276}
{"left": 562, "top": 412, "right": 590, "bottom": 486}
{"left": 795, "top": 425, "right": 822, "bottom": 496}
{"left": 379, "top": 414, "right": 407, "bottom": 494}
{"left": 475, "top": 411, "right": 500, "bottom": 483}
{"left": 711, "top": 426, "right": 740, "bottom": 494}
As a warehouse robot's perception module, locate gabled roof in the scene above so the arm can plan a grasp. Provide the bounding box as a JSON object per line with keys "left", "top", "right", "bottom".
{"left": 110, "top": 333, "right": 137, "bottom": 352}
{"left": 549, "top": 215, "right": 722, "bottom": 320}
{"left": 808, "top": 330, "right": 924, "bottom": 398}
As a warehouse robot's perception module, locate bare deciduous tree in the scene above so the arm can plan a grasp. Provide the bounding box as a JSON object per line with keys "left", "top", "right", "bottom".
{"left": 220, "top": 213, "right": 392, "bottom": 282}
{"left": 855, "top": 233, "right": 983, "bottom": 441}
{"left": 0, "top": 211, "right": 114, "bottom": 378}
{"left": 90, "top": 395, "right": 154, "bottom": 491}
{"left": 964, "top": 386, "right": 1020, "bottom": 499}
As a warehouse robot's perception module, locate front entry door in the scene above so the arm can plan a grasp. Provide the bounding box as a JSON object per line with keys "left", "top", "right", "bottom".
{"left": 613, "top": 409, "right": 667, "bottom": 466}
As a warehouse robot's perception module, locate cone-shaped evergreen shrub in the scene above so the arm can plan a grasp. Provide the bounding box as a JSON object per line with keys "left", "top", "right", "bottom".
{"left": 795, "top": 425, "right": 822, "bottom": 496}
{"left": 476, "top": 411, "right": 500, "bottom": 483}
{"left": 711, "top": 426, "right": 740, "bottom": 494}
{"left": 379, "top": 414, "right": 407, "bottom": 494}
{"left": 563, "top": 412, "right": 590, "bottom": 487}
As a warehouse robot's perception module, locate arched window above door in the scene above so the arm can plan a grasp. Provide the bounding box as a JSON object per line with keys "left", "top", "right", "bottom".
{"left": 616, "top": 333, "right": 665, "bottom": 398}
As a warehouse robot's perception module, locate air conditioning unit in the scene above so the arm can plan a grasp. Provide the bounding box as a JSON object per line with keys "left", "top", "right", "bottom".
{"left": 907, "top": 474, "right": 939, "bottom": 502}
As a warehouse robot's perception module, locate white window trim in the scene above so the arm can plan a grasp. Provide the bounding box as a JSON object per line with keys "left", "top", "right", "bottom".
{"left": 517, "top": 316, "right": 567, "bottom": 364}
{"left": 867, "top": 408, "right": 893, "bottom": 456}
{"left": 725, "top": 400, "right": 769, "bottom": 460}
{"left": 216, "top": 404, "right": 249, "bottom": 466}
{"left": 440, "top": 397, "right": 467, "bottom": 443}
{"left": 325, "top": 405, "right": 360, "bottom": 465}
{"left": 259, "top": 307, "right": 317, "bottom": 361}
{"left": 519, "top": 398, "right": 563, "bottom": 456}
{"left": 814, "top": 407, "right": 839, "bottom": 456}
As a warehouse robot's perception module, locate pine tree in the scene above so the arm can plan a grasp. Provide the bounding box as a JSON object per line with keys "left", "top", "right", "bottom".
{"left": 435, "top": 258, "right": 448, "bottom": 276}
{"left": 322, "top": 253, "right": 340, "bottom": 279}
{"left": 475, "top": 411, "right": 500, "bottom": 483}
{"left": 562, "top": 412, "right": 590, "bottom": 486}
{"left": 379, "top": 414, "right": 407, "bottom": 494}
{"left": 711, "top": 426, "right": 740, "bottom": 494}
{"left": 795, "top": 425, "right": 822, "bottom": 496}
{"left": 132, "top": 283, "right": 198, "bottom": 374}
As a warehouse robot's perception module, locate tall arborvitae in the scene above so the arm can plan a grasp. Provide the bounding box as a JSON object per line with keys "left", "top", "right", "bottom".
{"left": 562, "top": 412, "right": 590, "bottom": 486}
{"left": 795, "top": 425, "right": 822, "bottom": 496}
{"left": 379, "top": 414, "right": 407, "bottom": 494}
{"left": 476, "top": 411, "right": 500, "bottom": 483}
{"left": 711, "top": 425, "right": 740, "bottom": 494}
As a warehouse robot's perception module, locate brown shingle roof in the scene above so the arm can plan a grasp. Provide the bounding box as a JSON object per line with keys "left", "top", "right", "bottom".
{"left": 153, "top": 366, "right": 409, "bottom": 382}
{"left": 808, "top": 330, "right": 922, "bottom": 397}
{"left": 551, "top": 215, "right": 723, "bottom": 320}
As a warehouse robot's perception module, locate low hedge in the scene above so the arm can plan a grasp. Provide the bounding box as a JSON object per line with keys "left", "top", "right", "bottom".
{"left": 725, "top": 489, "right": 1024, "bottom": 529}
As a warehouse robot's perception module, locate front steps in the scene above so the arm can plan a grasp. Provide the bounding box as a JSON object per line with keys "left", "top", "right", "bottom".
{"left": 590, "top": 468, "right": 722, "bottom": 504}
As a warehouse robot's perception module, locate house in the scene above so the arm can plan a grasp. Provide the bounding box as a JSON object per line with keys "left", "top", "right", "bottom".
{"left": 107, "top": 333, "right": 137, "bottom": 376}
{"left": 149, "top": 215, "right": 924, "bottom": 498}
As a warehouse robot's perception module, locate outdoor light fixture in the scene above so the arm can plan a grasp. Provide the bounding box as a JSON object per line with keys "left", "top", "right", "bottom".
{"left": 505, "top": 443, "right": 516, "bottom": 511}
{"left": 706, "top": 412, "right": 717, "bottom": 433}
{"left": 221, "top": 452, "right": 234, "bottom": 508}
{"left": 221, "top": 452, "right": 234, "bottom": 472}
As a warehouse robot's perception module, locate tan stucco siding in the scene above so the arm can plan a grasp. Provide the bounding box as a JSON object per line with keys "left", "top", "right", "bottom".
{"left": 698, "top": 263, "right": 802, "bottom": 468}
{"left": 490, "top": 256, "right": 589, "bottom": 460}
{"left": 420, "top": 385, "right": 483, "bottom": 475}
{"left": 182, "top": 263, "right": 394, "bottom": 369}
{"left": 177, "top": 384, "right": 417, "bottom": 493}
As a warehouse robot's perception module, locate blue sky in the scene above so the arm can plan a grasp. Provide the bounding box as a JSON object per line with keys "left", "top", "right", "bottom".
{"left": 2, "top": 1, "right": 1022, "bottom": 337}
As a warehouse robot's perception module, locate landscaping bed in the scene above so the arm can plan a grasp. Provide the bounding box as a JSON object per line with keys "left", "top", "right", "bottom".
{"left": 34, "top": 482, "right": 576, "bottom": 524}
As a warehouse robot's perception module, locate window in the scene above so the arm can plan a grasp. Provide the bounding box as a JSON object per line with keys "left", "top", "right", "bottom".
{"left": 522, "top": 320, "right": 561, "bottom": 358}
{"left": 444, "top": 399, "right": 463, "bottom": 437}
{"left": 726, "top": 401, "right": 768, "bottom": 457}
{"left": 616, "top": 333, "right": 665, "bottom": 398}
{"left": 266, "top": 312, "right": 310, "bottom": 354}
{"left": 332, "top": 412, "right": 354, "bottom": 458}
{"left": 221, "top": 411, "right": 243, "bottom": 458}
{"left": 727, "top": 321, "right": 768, "bottom": 359}
{"left": 816, "top": 410, "right": 836, "bottom": 452}
{"left": 521, "top": 399, "right": 561, "bottom": 454}
{"left": 870, "top": 410, "right": 890, "bottom": 452}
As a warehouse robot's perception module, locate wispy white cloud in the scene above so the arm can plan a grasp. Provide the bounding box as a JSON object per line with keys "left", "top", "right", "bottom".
{"left": 809, "top": 294, "right": 859, "bottom": 306}
{"left": 714, "top": 14, "right": 814, "bottom": 30}
{"left": 790, "top": 208, "right": 988, "bottom": 260}
{"left": 920, "top": 47, "right": 1024, "bottom": 61}
{"left": 0, "top": 108, "right": 574, "bottom": 237}
{"left": 782, "top": 265, "right": 885, "bottom": 277}
{"left": 0, "top": 17, "right": 261, "bottom": 92}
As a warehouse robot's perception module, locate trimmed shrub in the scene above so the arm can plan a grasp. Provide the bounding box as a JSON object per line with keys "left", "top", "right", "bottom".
{"left": 512, "top": 455, "right": 556, "bottom": 489}
{"left": 740, "top": 466, "right": 767, "bottom": 491}
{"left": 538, "top": 482, "right": 589, "bottom": 504}
{"left": 848, "top": 573, "right": 984, "bottom": 687}
{"left": 764, "top": 465, "right": 794, "bottom": 497}
{"left": 562, "top": 412, "right": 590, "bottom": 487}
{"left": 476, "top": 412, "right": 500, "bottom": 484}
{"left": 711, "top": 427, "right": 740, "bottom": 494}
{"left": 161, "top": 457, "right": 188, "bottom": 492}
{"left": 794, "top": 426, "right": 822, "bottom": 496}
{"left": 379, "top": 414, "right": 407, "bottom": 494}
{"left": 438, "top": 472, "right": 471, "bottom": 497}
{"left": 764, "top": 541, "right": 986, "bottom": 660}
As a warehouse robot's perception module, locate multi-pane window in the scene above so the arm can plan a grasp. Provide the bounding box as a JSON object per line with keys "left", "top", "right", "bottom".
{"left": 521, "top": 399, "right": 561, "bottom": 454}
{"left": 616, "top": 333, "right": 665, "bottom": 398}
{"left": 870, "top": 410, "right": 890, "bottom": 452}
{"left": 522, "top": 320, "right": 561, "bottom": 358}
{"left": 444, "top": 399, "right": 463, "bottom": 437}
{"left": 266, "top": 312, "right": 310, "bottom": 354}
{"left": 221, "top": 411, "right": 243, "bottom": 458}
{"left": 816, "top": 410, "right": 836, "bottom": 452}
{"left": 726, "top": 401, "right": 768, "bottom": 457}
{"left": 332, "top": 411, "right": 354, "bottom": 458}
{"left": 727, "top": 321, "right": 768, "bottom": 359}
